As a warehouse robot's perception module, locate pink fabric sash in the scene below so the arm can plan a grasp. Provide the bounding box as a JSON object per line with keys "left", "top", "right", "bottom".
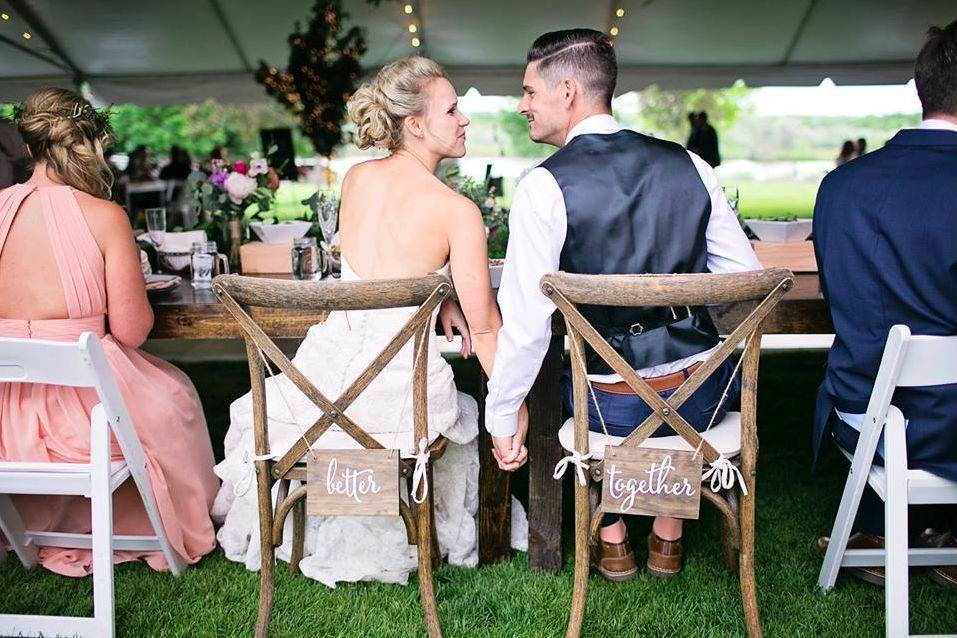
{"left": 0, "top": 315, "right": 106, "bottom": 340}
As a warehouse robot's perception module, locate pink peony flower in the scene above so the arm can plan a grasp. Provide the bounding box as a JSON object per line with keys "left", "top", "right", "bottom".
{"left": 223, "top": 172, "right": 258, "bottom": 205}
{"left": 233, "top": 160, "right": 248, "bottom": 175}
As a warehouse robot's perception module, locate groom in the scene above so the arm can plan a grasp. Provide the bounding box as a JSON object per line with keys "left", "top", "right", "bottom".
{"left": 485, "top": 29, "right": 760, "bottom": 580}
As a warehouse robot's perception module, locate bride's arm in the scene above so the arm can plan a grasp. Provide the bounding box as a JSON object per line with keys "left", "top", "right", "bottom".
{"left": 446, "top": 199, "right": 501, "bottom": 378}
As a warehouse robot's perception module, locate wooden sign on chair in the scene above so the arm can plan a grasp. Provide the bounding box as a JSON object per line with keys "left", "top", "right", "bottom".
{"left": 307, "top": 449, "right": 400, "bottom": 516}
{"left": 601, "top": 447, "right": 703, "bottom": 520}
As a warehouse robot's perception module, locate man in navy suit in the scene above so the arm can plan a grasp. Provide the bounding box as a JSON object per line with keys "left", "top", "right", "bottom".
{"left": 813, "top": 19, "right": 957, "bottom": 588}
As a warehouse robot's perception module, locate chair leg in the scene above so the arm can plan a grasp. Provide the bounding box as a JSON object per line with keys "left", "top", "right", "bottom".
{"left": 716, "top": 489, "right": 738, "bottom": 573}
{"left": 883, "top": 410, "right": 909, "bottom": 638}
{"left": 0, "top": 494, "right": 37, "bottom": 568}
{"left": 288, "top": 498, "right": 305, "bottom": 577}
{"left": 739, "top": 487, "right": 763, "bottom": 638}
{"left": 416, "top": 486, "right": 443, "bottom": 638}
{"left": 90, "top": 417, "right": 116, "bottom": 638}
{"left": 566, "top": 478, "right": 591, "bottom": 638}
{"left": 427, "top": 465, "right": 441, "bottom": 571}
{"left": 255, "top": 466, "right": 276, "bottom": 638}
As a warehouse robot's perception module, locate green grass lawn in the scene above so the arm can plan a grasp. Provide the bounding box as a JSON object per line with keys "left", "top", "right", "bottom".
{"left": 725, "top": 180, "right": 821, "bottom": 220}
{"left": 1, "top": 352, "right": 953, "bottom": 637}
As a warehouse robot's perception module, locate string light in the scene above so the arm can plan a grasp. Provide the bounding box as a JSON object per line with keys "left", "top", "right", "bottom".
{"left": 1, "top": 13, "right": 9, "bottom": 20}
{"left": 22, "top": 32, "right": 31, "bottom": 40}
{"left": 411, "top": 37, "right": 420, "bottom": 47}
{"left": 404, "top": 4, "right": 413, "bottom": 14}
{"left": 616, "top": 8, "right": 625, "bottom": 17}
{"left": 408, "top": 23, "right": 417, "bottom": 33}
{"left": 609, "top": 26, "right": 619, "bottom": 36}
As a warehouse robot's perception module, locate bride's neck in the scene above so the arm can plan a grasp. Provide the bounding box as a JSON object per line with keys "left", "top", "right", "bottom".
{"left": 393, "top": 144, "right": 442, "bottom": 175}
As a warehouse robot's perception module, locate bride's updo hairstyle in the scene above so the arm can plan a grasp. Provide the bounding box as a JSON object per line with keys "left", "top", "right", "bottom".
{"left": 348, "top": 56, "right": 447, "bottom": 152}
{"left": 16, "top": 88, "right": 114, "bottom": 199}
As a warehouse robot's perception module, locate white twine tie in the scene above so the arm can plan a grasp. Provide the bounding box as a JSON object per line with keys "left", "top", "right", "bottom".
{"left": 701, "top": 456, "right": 749, "bottom": 496}
{"left": 410, "top": 437, "right": 430, "bottom": 504}
{"left": 234, "top": 449, "right": 278, "bottom": 497}
{"left": 553, "top": 449, "right": 593, "bottom": 486}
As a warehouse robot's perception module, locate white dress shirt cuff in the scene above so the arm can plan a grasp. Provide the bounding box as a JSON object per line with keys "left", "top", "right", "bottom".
{"left": 485, "top": 411, "right": 519, "bottom": 438}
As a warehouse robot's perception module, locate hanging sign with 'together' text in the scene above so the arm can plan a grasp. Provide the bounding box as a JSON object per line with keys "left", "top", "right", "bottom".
{"left": 307, "top": 449, "right": 400, "bottom": 516}
{"left": 602, "top": 447, "right": 703, "bottom": 520}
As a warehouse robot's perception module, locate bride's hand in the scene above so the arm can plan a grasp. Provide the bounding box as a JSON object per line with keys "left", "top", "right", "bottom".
{"left": 438, "top": 298, "right": 471, "bottom": 358}
{"left": 491, "top": 403, "right": 529, "bottom": 471}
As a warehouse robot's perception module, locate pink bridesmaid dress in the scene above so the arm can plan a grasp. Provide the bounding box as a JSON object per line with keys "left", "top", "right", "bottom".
{"left": 0, "top": 183, "right": 219, "bottom": 576}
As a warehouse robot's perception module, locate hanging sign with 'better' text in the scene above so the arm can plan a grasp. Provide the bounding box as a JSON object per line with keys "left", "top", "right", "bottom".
{"left": 307, "top": 449, "right": 399, "bottom": 516}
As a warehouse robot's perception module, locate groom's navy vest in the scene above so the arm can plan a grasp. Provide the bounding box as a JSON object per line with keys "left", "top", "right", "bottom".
{"left": 540, "top": 129, "right": 720, "bottom": 375}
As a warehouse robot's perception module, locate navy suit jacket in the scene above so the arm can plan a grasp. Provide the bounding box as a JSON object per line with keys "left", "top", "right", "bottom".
{"left": 812, "top": 128, "right": 957, "bottom": 481}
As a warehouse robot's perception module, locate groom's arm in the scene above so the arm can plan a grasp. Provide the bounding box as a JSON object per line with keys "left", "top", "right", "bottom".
{"left": 485, "top": 168, "right": 566, "bottom": 437}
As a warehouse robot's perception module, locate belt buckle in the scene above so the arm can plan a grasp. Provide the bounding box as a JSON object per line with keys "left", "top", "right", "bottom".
{"left": 628, "top": 322, "right": 644, "bottom": 336}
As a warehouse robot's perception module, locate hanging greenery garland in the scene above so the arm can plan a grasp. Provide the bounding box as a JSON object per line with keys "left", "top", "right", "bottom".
{"left": 256, "top": 0, "right": 389, "bottom": 157}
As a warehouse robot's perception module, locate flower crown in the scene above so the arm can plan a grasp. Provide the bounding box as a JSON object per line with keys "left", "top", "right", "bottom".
{"left": 12, "top": 100, "right": 114, "bottom": 138}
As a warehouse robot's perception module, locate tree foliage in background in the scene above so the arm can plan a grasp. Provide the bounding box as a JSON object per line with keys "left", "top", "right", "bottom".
{"left": 257, "top": 0, "right": 376, "bottom": 157}
{"left": 633, "top": 84, "right": 752, "bottom": 144}
{"left": 495, "top": 111, "right": 552, "bottom": 158}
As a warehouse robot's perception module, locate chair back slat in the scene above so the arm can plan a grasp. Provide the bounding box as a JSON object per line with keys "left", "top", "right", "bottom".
{"left": 896, "top": 332, "right": 957, "bottom": 387}
{"left": 214, "top": 273, "right": 449, "bottom": 311}
{"left": 545, "top": 269, "right": 793, "bottom": 463}
{"left": 213, "top": 274, "right": 453, "bottom": 480}
{"left": 0, "top": 337, "right": 99, "bottom": 387}
{"left": 541, "top": 268, "right": 791, "bottom": 307}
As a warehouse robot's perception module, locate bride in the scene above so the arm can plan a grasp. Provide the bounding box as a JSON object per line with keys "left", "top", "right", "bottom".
{"left": 213, "top": 56, "right": 529, "bottom": 586}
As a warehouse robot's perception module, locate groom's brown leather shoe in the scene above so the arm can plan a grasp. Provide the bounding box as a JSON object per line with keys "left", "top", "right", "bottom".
{"left": 647, "top": 531, "right": 683, "bottom": 578}
{"left": 815, "top": 533, "right": 886, "bottom": 586}
{"left": 592, "top": 537, "right": 638, "bottom": 583}
{"left": 917, "top": 529, "right": 957, "bottom": 589}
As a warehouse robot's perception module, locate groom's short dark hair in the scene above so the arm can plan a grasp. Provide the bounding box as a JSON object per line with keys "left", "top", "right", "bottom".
{"left": 915, "top": 18, "right": 957, "bottom": 117}
{"left": 527, "top": 29, "right": 617, "bottom": 107}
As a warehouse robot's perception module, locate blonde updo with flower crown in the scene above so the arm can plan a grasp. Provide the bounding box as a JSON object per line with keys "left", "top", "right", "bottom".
{"left": 347, "top": 56, "right": 447, "bottom": 152}
{"left": 16, "top": 88, "right": 114, "bottom": 200}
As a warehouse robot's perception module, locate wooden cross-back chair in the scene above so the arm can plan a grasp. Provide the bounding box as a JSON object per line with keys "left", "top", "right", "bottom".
{"left": 212, "top": 273, "right": 454, "bottom": 638}
{"left": 542, "top": 268, "right": 793, "bottom": 638}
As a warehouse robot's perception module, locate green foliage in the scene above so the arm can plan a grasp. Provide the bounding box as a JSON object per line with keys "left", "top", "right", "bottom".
{"left": 630, "top": 84, "right": 752, "bottom": 144}
{"left": 108, "top": 102, "right": 314, "bottom": 159}
{"left": 495, "top": 111, "right": 552, "bottom": 158}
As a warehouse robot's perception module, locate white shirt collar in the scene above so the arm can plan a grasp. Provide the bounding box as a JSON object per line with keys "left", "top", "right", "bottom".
{"left": 918, "top": 118, "right": 957, "bottom": 133}
{"left": 564, "top": 113, "right": 621, "bottom": 145}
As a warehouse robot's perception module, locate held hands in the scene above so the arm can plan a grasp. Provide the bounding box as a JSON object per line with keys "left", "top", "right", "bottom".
{"left": 492, "top": 402, "right": 529, "bottom": 472}
{"left": 438, "top": 299, "right": 472, "bottom": 358}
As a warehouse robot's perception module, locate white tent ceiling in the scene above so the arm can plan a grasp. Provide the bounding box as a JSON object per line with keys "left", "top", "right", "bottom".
{"left": 0, "top": 0, "right": 953, "bottom": 104}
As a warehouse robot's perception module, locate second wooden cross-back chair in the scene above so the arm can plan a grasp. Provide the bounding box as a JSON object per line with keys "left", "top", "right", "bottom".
{"left": 212, "top": 273, "right": 454, "bottom": 638}
{"left": 543, "top": 267, "right": 793, "bottom": 638}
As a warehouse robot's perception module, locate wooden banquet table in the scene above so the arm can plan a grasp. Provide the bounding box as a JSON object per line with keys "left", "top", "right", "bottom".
{"left": 148, "top": 244, "right": 830, "bottom": 572}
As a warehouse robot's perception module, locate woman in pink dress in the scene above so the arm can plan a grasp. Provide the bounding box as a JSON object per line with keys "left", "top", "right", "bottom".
{"left": 0, "top": 88, "right": 218, "bottom": 576}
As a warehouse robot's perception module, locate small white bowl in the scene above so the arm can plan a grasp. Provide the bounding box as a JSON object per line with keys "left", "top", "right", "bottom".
{"left": 249, "top": 221, "right": 312, "bottom": 244}
{"left": 745, "top": 219, "right": 813, "bottom": 243}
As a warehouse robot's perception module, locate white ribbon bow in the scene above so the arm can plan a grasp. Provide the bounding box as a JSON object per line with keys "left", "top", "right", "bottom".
{"left": 410, "top": 437, "right": 431, "bottom": 504}
{"left": 553, "top": 449, "right": 593, "bottom": 486}
{"left": 701, "top": 456, "right": 749, "bottom": 496}
{"left": 234, "top": 449, "right": 278, "bottom": 497}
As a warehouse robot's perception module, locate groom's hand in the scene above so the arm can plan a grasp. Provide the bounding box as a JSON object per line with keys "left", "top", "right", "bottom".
{"left": 491, "top": 403, "right": 529, "bottom": 471}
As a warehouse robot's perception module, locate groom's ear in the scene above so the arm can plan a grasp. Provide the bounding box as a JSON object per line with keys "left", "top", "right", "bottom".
{"left": 561, "top": 78, "right": 578, "bottom": 108}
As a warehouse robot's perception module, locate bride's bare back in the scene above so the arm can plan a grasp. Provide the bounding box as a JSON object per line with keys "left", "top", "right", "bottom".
{"left": 339, "top": 155, "right": 470, "bottom": 279}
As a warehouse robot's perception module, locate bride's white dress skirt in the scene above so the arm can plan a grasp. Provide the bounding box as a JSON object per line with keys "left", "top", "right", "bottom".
{"left": 212, "top": 290, "right": 527, "bottom": 587}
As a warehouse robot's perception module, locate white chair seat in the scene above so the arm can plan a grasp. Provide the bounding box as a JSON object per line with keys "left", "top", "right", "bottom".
{"left": 837, "top": 448, "right": 957, "bottom": 504}
{"left": 558, "top": 411, "right": 742, "bottom": 460}
{"left": 0, "top": 460, "right": 130, "bottom": 496}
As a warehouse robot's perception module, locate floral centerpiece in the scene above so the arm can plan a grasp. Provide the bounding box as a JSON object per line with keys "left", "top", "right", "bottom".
{"left": 443, "top": 167, "right": 509, "bottom": 259}
{"left": 187, "top": 153, "right": 281, "bottom": 267}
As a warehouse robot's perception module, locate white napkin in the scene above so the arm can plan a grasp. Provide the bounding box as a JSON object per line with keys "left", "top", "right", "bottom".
{"left": 139, "top": 230, "right": 207, "bottom": 253}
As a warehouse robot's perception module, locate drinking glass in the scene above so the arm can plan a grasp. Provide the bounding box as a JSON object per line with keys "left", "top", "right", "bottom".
{"left": 145, "top": 208, "right": 167, "bottom": 250}
{"left": 291, "top": 237, "right": 321, "bottom": 280}
{"left": 190, "top": 241, "right": 229, "bottom": 289}
{"left": 722, "top": 186, "right": 740, "bottom": 215}
{"left": 316, "top": 199, "right": 339, "bottom": 246}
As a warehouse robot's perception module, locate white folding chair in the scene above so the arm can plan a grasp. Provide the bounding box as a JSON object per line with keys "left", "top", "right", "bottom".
{"left": 0, "top": 332, "right": 185, "bottom": 638}
{"left": 818, "top": 325, "right": 957, "bottom": 638}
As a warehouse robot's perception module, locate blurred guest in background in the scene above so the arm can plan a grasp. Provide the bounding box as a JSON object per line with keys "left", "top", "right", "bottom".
{"left": 854, "top": 137, "right": 868, "bottom": 157}
{"left": 0, "top": 118, "right": 30, "bottom": 189}
{"left": 685, "top": 111, "right": 702, "bottom": 157}
{"left": 159, "top": 145, "right": 192, "bottom": 180}
{"left": 696, "top": 111, "right": 721, "bottom": 167}
{"left": 123, "top": 144, "right": 156, "bottom": 182}
{"left": 836, "top": 140, "right": 856, "bottom": 166}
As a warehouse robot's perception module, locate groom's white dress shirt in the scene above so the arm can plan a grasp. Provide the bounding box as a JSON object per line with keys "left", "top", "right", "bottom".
{"left": 484, "top": 114, "right": 762, "bottom": 437}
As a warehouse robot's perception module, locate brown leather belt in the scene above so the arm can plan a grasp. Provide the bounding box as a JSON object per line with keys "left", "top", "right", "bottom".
{"left": 593, "top": 362, "right": 702, "bottom": 394}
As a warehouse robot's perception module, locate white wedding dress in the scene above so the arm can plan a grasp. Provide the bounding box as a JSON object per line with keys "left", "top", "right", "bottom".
{"left": 213, "top": 257, "right": 527, "bottom": 587}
